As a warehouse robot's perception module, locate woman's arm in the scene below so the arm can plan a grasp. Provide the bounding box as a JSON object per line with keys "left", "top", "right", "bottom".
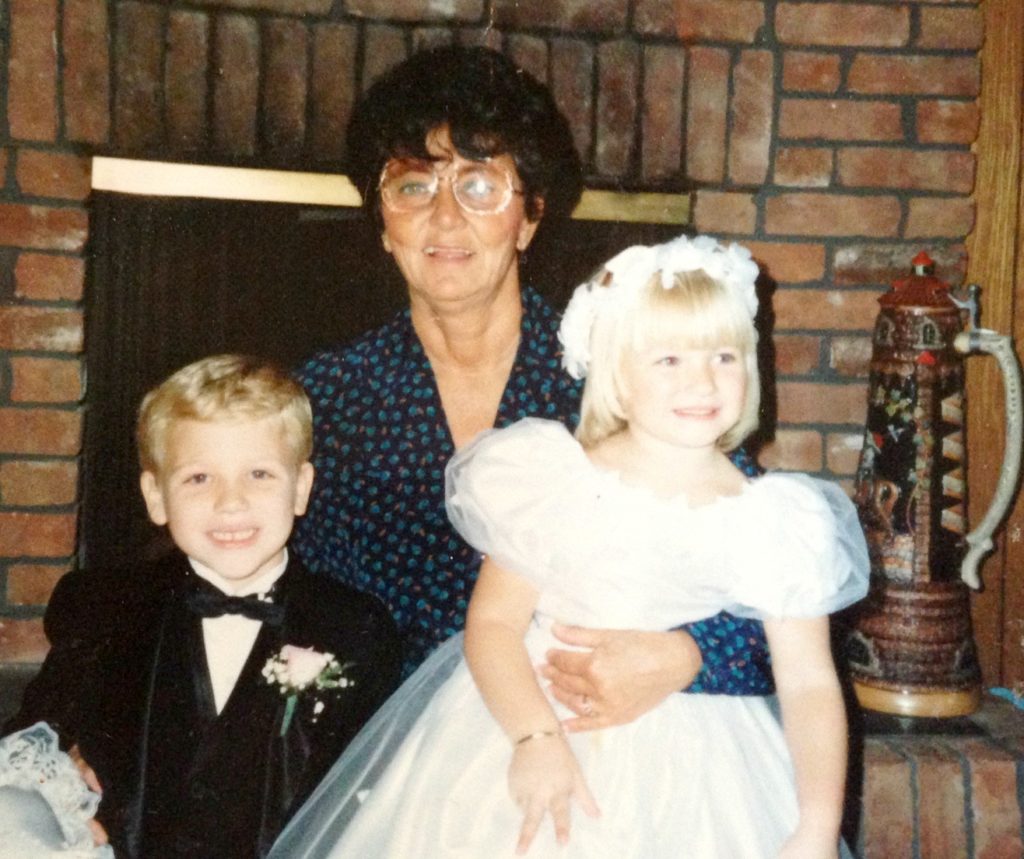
{"left": 765, "top": 616, "right": 846, "bottom": 858}
{"left": 681, "top": 612, "right": 774, "bottom": 694}
{"left": 540, "top": 612, "right": 772, "bottom": 732}
{"left": 465, "top": 559, "right": 600, "bottom": 854}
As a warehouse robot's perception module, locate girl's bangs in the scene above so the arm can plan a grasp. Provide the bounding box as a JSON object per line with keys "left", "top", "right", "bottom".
{"left": 627, "top": 277, "right": 755, "bottom": 354}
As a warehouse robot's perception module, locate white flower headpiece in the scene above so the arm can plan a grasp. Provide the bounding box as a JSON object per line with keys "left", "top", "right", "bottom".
{"left": 557, "top": 234, "right": 760, "bottom": 380}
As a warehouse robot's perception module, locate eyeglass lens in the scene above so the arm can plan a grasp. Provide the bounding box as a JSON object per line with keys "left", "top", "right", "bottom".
{"left": 380, "top": 160, "right": 514, "bottom": 214}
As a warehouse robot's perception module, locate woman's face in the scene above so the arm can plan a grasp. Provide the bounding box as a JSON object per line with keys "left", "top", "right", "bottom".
{"left": 379, "top": 126, "right": 541, "bottom": 312}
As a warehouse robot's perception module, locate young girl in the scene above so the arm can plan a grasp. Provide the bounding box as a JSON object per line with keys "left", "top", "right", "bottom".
{"left": 269, "top": 235, "right": 869, "bottom": 859}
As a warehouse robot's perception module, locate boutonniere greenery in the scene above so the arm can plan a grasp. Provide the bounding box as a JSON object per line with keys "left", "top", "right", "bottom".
{"left": 262, "top": 645, "right": 355, "bottom": 736}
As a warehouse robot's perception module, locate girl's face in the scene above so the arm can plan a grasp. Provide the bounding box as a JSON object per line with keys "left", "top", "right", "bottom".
{"left": 379, "top": 126, "right": 540, "bottom": 312}
{"left": 618, "top": 336, "right": 748, "bottom": 454}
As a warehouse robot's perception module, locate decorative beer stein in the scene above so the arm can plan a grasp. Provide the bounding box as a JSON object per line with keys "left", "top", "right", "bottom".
{"left": 846, "top": 252, "right": 1023, "bottom": 717}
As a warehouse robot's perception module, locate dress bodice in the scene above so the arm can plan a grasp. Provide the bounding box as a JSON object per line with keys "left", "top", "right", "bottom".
{"left": 446, "top": 419, "right": 869, "bottom": 630}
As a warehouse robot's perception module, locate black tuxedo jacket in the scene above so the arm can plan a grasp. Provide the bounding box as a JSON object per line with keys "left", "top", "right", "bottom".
{"left": 5, "top": 551, "right": 402, "bottom": 858}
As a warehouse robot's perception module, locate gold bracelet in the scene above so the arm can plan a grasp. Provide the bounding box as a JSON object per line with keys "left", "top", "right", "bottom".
{"left": 514, "top": 729, "right": 562, "bottom": 747}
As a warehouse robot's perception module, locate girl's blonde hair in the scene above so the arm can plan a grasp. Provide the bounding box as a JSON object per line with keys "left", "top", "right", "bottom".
{"left": 137, "top": 354, "right": 313, "bottom": 474}
{"left": 575, "top": 269, "right": 761, "bottom": 450}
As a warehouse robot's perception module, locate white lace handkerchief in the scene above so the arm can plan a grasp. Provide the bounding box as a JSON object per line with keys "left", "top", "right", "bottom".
{"left": 0, "top": 722, "right": 114, "bottom": 858}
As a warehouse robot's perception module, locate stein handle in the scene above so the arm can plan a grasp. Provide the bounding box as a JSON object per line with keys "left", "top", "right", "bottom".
{"left": 953, "top": 330, "right": 1024, "bottom": 589}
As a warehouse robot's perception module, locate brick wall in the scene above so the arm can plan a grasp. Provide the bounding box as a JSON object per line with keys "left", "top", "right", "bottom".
{"left": 0, "top": 3, "right": 982, "bottom": 654}
{"left": 854, "top": 698, "right": 1024, "bottom": 858}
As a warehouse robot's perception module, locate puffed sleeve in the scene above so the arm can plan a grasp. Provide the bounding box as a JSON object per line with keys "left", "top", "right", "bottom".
{"left": 445, "top": 418, "right": 587, "bottom": 590}
{"left": 727, "top": 474, "right": 870, "bottom": 619}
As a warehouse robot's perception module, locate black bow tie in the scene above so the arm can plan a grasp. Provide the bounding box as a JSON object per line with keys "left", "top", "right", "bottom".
{"left": 185, "top": 577, "right": 285, "bottom": 626}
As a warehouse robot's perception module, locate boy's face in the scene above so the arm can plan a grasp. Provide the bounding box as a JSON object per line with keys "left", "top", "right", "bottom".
{"left": 140, "top": 416, "right": 314, "bottom": 589}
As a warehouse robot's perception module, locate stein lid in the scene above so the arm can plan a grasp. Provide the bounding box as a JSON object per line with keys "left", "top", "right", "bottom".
{"left": 880, "top": 251, "right": 957, "bottom": 311}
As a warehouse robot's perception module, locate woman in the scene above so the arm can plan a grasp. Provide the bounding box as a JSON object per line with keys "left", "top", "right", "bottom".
{"left": 290, "top": 45, "right": 772, "bottom": 728}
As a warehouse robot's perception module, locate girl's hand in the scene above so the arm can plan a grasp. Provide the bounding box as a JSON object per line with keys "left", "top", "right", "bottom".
{"left": 777, "top": 824, "right": 839, "bottom": 859}
{"left": 508, "top": 734, "right": 600, "bottom": 854}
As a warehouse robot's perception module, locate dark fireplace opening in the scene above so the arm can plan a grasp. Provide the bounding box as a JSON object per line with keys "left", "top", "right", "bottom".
{"left": 83, "top": 191, "right": 690, "bottom": 570}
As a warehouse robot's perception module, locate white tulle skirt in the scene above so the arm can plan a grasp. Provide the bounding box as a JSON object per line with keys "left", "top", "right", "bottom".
{"left": 269, "top": 630, "right": 847, "bottom": 859}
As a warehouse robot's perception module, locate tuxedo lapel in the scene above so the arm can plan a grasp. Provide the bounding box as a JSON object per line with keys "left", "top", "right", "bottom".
{"left": 98, "top": 559, "right": 197, "bottom": 859}
{"left": 134, "top": 593, "right": 219, "bottom": 854}
{"left": 189, "top": 609, "right": 219, "bottom": 722}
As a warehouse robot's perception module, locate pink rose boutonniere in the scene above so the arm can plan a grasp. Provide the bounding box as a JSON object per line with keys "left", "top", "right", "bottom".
{"left": 262, "top": 645, "right": 355, "bottom": 736}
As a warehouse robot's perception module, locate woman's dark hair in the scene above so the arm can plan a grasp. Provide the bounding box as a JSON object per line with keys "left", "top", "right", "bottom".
{"left": 346, "top": 45, "right": 583, "bottom": 224}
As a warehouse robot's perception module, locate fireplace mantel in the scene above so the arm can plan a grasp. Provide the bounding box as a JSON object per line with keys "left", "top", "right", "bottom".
{"left": 90, "top": 157, "right": 692, "bottom": 225}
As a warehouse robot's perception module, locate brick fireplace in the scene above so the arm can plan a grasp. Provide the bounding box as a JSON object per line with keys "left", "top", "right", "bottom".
{"left": 1, "top": 1, "right": 1021, "bottom": 855}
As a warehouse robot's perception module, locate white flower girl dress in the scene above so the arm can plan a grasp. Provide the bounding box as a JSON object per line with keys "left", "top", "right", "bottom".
{"left": 270, "top": 418, "right": 869, "bottom": 858}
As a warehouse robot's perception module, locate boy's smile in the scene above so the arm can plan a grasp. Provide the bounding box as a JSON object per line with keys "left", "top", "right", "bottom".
{"left": 210, "top": 527, "right": 258, "bottom": 545}
{"left": 140, "top": 416, "right": 314, "bottom": 591}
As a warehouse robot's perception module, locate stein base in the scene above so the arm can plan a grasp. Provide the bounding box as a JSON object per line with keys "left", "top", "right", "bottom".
{"left": 853, "top": 681, "right": 982, "bottom": 718}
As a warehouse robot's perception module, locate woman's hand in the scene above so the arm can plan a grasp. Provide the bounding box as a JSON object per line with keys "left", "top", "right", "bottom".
{"left": 539, "top": 624, "right": 702, "bottom": 731}
{"left": 508, "top": 734, "right": 600, "bottom": 854}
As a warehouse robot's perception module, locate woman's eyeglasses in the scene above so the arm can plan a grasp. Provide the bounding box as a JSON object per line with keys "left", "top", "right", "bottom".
{"left": 379, "top": 158, "right": 522, "bottom": 215}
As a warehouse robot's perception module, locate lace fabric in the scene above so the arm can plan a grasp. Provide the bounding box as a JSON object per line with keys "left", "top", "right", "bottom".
{"left": 0, "top": 722, "right": 113, "bottom": 858}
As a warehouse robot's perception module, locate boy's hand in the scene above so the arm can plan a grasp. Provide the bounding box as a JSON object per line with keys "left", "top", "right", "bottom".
{"left": 69, "top": 744, "right": 101, "bottom": 793}
{"left": 69, "top": 745, "right": 109, "bottom": 847}
{"left": 508, "top": 734, "right": 600, "bottom": 854}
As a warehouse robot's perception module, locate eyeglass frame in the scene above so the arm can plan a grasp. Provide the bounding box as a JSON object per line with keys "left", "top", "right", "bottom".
{"left": 377, "top": 157, "right": 525, "bottom": 216}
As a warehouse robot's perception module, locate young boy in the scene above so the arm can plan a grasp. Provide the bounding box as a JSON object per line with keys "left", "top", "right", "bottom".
{"left": 4, "top": 355, "right": 402, "bottom": 858}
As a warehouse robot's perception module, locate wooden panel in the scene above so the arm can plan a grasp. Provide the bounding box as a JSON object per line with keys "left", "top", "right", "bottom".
{"left": 1010, "top": 99, "right": 1024, "bottom": 689}
{"left": 965, "top": 0, "right": 1024, "bottom": 687}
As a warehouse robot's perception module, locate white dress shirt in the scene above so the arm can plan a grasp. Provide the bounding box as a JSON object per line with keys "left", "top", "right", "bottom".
{"left": 189, "top": 552, "right": 289, "bottom": 714}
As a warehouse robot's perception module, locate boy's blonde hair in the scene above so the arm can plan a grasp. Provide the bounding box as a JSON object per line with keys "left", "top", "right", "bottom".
{"left": 575, "top": 269, "right": 761, "bottom": 450}
{"left": 137, "top": 354, "right": 313, "bottom": 474}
